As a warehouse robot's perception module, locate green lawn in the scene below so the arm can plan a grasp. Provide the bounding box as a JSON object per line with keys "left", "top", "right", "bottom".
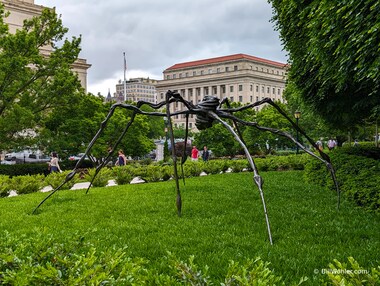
{"left": 0, "top": 171, "right": 379, "bottom": 284}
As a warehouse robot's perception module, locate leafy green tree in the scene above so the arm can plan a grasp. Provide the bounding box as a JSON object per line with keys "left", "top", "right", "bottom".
{"left": 269, "top": 0, "right": 380, "bottom": 130}
{"left": 0, "top": 5, "right": 82, "bottom": 151}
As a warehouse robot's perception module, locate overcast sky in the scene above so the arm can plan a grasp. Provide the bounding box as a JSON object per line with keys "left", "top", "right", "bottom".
{"left": 35, "top": 0, "right": 287, "bottom": 96}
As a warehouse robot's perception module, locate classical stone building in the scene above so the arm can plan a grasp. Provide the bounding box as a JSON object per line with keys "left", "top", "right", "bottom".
{"left": 155, "top": 53, "right": 287, "bottom": 129}
{"left": 112, "top": 77, "right": 158, "bottom": 103}
{"left": 1, "top": 0, "right": 91, "bottom": 91}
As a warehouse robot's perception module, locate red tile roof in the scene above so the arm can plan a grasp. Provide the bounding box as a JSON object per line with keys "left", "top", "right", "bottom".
{"left": 165, "top": 53, "right": 286, "bottom": 71}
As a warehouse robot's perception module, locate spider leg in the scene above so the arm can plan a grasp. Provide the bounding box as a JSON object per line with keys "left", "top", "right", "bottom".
{"left": 33, "top": 102, "right": 165, "bottom": 214}
{"left": 218, "top": 98, "right": 340, "bottom": 209}
{"left": 209, "top": 111, "right": 273, "bottom": 245}
{"left": 85, "top": 111, "right": 137, "bottom": 194}
{"left": 166, "top": 91, "right": 182, "bottom": 216}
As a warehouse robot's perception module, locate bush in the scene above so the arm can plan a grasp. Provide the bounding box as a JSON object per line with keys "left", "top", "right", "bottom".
{"left": 0, "top": 163, "right": 49, "bottom": 177}
{"left": 84, "top": 168, "right": 112, "bottom": 188}
{"left": 304, "top": 147, "right": 380, "bottom": 213}
{"left": 11, "top": 174, "right": 45, "bottom": 195}
{"left": 45, "top": 171, "right": 78, "bottom": 190}
{"left": 112, "top": 166, "right": 134, "bottom": 185}
{"left": 0, "top": 175, "right": 11, "bottom": 197}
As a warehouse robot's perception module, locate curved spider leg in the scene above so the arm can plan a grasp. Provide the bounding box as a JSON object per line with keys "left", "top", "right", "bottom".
{"left": 33, "top": 102, "right": 166, "bottom": 213}
{"left": 85, "top": 111, "right": 137, "bottom": 194}
{"left": 219, "top": 97, "right": 246, "bottom": 145}
{"left": 222, "top": 112, "right": 341, "bottom": 210}
{"left": 221, "top": 98, "right": 341, "bottom": 209}
{"left": 208, "top": 111, "right": 273, "bottom": 245}
{"left": 166, "top": 91, "right": 182, "bottom": 216}
{"left": 32, "top": 103, "right": 123, "bottom": 214}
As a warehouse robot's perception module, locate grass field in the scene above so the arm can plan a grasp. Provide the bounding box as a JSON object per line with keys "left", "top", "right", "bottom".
{"left": 0, "top": 171, "right": 379, "bottom": 284}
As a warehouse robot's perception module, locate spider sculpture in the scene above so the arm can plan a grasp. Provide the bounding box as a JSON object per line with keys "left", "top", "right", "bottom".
{"left": 34, "top": 90, "right": 340, "bottom": 245}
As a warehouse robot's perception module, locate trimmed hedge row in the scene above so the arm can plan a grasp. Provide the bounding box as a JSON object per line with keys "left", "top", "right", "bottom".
{"left": 304, "top": 146, "right": 380, "bottom": 213}
{"left": 0, "top": 155, "right": 310, "bottom": 198}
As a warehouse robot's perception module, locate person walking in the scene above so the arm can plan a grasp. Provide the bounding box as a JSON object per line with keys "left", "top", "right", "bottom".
{"left": 116, "top": 149, "right": 127, "bottom": 166}
{"left": 202, "top": 145, "right": 210, "bottom": 162}
{"left": 191, "top": 146, "right": 199, "bottom": 161}
{"left": 49, "top": 152, "right": 61, "bottom": 173}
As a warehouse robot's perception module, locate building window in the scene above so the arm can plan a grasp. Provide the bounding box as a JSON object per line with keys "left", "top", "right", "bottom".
{"left": 239, "top": 85, "right": 243, "bottom": 92}
{"left": 189, "top": 123, "right": 192, "bottom": 128}
{"left": 188, "top": 88, "right": 193, "bottom": 96}
{"left": 273, "top": 88, "right": 275, "bottom": 94}
{"left": 250, "top": 85, "right": 253, "bottom": 91}
{"left": 267, "top": 87, "right": 270, "bottom": 93}
{"left": 196, "top": 88, "right": 201, "bottom": 96}
{"left": 239, "top": 96, "right": 243, "bottom": 102}
{"left": 166, "top": 75, "right": 171, "bottom": 79}
{"left": 212, "top": 86, "right": 217, "bottom": 95}
{"left": 256, "top": 96, "right": 259, "bottom": 101}
{"left": 234, "top": 65, "right": 238, "bottom": 71}
{"left": 261, "top": 86, "right": 264, "bottom": 93}
{"left": 230, "top": 96, "right": 234, "bottom": 102}
{"left": 179, "top": 73, "right": 182, "bottom": 78}
{"left": 221, "top": 85, "right": 226, "bottom": 93}
{"left": 217, "top": 67, "right": 220, "bottom": 73}
{"left": 278, "top": 89, "right": 281, "bottom": 95}
{"left": 208, "top": 69, "right": 212, "bottom": 74}
{"left": 193, "top": 71, "right": 196, "bottom": 76}
{"left": 250, "top": 96, "right": 253, "bottom": 102}
{"left": 200, "top": 70, "right": 204, "bottom": 75}
{"left": 173, "top": 74, "right": 176, "bottom": 79}
{"left": 256, "top": 85, "right": 259, "bottom": 92}
{"left": 204, "top": 87, "right": 209, "bottom": 95}
{"left": 181, "top": 89, "right": 185, "bottom": 96}
{"left": 225, "top": 67, "right": 229, "bottom": 72}
{"left": 230, "top": 86, "right": 234, "bottom": 92}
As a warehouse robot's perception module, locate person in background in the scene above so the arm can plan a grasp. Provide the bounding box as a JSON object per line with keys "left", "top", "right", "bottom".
{"left": 202, "top": 145, "right": 210, "bottom": 162}
{"left": 191, "top": 146, "right": 199, "bottom": 161}
{"left": 327, "top": 138, "right": 337, "bottom": 150}
{"left": 49, "top": 152, "right": 61, "bottom": 173}
{"left": 116, "top": 149, "right": 127, "bottom": 166}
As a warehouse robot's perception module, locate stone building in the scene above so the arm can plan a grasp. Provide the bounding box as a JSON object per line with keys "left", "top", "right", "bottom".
{"left": 1, "top": 0, "right": 91, "bottom": 91}
{"left": 155, "top": 53, "right": 287, "bottom": 129}
{"left": 114, "top": 77, "right": 158, "bottom": 103}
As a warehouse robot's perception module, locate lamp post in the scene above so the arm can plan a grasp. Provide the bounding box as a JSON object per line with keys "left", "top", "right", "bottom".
{"left": 294, "top": 110, "right": 301, "bottom": 154}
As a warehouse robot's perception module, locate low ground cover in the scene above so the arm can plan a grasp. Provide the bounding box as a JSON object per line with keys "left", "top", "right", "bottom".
{"left": 0, "top": 171, "right": 379, "bottom": 284}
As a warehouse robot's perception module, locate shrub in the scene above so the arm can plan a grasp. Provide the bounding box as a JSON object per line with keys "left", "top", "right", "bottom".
{"left": 112, "top": 166, "right": 134, "bottom": 185}
{"left": 0, "top": 175, "right": 11, "bottom": 197}
{"left": 84, "top": 168, "right": 112, "bottom": 188}
{"left": 0, "top": 163, "right": 49, "bottom": 177}
{"left": 45, "top": 171, "right": 78, "bottom": 190}
{"left": 11, "top": 174, "right": 45, "bottom": 195}
{"left": 304, "top": 147, "right": 380, "bottom": 213}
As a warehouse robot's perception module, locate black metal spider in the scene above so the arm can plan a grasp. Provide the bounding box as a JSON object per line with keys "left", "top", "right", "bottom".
{"left": 34, "top": 90, "right": 340, "bottom": 245}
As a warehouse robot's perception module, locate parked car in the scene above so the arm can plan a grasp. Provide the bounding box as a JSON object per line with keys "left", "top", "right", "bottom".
{"left": 68, "top": 153, "right": 89, "bottom": 161}
{"left": 1, "top": 151, "right": 50, "bottom": 164}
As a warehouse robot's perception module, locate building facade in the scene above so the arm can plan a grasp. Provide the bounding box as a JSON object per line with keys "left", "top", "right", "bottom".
{"left": 155, "top": 53, "right": 287, "bottom": 130}
{"left": 113, "top": 77, "right": 158, "bottom": 103}
{"left": 1, "top": 0, "right": 91, "bottom": 91}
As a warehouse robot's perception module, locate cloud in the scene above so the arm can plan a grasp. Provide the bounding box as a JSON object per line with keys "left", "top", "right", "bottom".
{"left": 35, "top": 0, "right": 287, "bottom": 96}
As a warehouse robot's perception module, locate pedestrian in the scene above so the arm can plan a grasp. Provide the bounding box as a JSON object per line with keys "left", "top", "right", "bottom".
{"left": 191, "top": 146, "right": 199, "bottom": 161}
{"left": 315, "top": 139, "right": 323, "bottom": 151}
{"left": 202, "top": 145, "right": 210, "bottom": 162}
{"left": 115, "top": 149, "right": 127, "bottom": 166}
{"left": 327, "top": 138, "right": 336, "bottom": 150}
{"left": 48, "top": 152, "right": 62, "bottom": 173}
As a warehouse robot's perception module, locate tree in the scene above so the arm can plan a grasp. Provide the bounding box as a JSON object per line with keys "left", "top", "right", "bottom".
{"left": 0, "top": 4, "right": 82, "bottom": 151}
{"left": 269, "top": 0, "right": 380, "bottom": 130}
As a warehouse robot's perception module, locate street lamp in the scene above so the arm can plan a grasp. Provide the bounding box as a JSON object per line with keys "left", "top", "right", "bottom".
{"left": 294, "top": 110, "right": 301, "bottom": 154}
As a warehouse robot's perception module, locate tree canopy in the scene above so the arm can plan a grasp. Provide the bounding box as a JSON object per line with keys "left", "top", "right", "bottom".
{"left": 0, "top": 4, "right": 82, "bottom": 151}
{"left": 269, "top": 0, "right": 380, "bottom": 130}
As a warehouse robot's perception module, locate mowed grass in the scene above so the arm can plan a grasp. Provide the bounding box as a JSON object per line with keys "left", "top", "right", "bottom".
{"left": 0, "top": 171, "right": 379, "bottom": 284}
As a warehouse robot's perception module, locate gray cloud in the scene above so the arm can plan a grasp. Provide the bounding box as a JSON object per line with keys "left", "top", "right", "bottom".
{"left": 35, "top": 0, "right": 287, "bottom": 95}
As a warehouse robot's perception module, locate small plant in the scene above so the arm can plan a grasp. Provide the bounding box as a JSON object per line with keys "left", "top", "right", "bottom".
{"left": 112, "top": 166, "right": 134, "bottom": 185}
{"left": 11, "top": 174, "right": 45, "bottom": 195}
{"left": 45, "top": 171, "right": 78, "bottom": 190}
{"left": 0, "top": 175, "right": 11, "bottom": 197}
{"left": 84, "top": 168, "right": 112, "bottom": 188}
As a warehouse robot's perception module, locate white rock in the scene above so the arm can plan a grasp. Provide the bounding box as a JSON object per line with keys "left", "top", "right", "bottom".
{"left": 71, "top": 182, "right": 91, "bottom": 190}
{"left": 8, "top": 190, "right": 18, "bottom": 197}
{"left": 107, "top": 179, "right": 118, "bottom": 187}
{"left": 225, "top": 168, "right": 232, "bottom": 173}
{"left": 40, "top": 185, "right": 53, "bottom": 193}
{"left": 200, "top": 171, "right": 208, "bottom": 176}
{"left": 130, "top": 177, "right": 145, "bottom": 184}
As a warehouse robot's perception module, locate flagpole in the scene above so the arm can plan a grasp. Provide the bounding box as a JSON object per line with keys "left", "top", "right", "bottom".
{"left": 123, "top": 52, "right": 127, "bottom": 102}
